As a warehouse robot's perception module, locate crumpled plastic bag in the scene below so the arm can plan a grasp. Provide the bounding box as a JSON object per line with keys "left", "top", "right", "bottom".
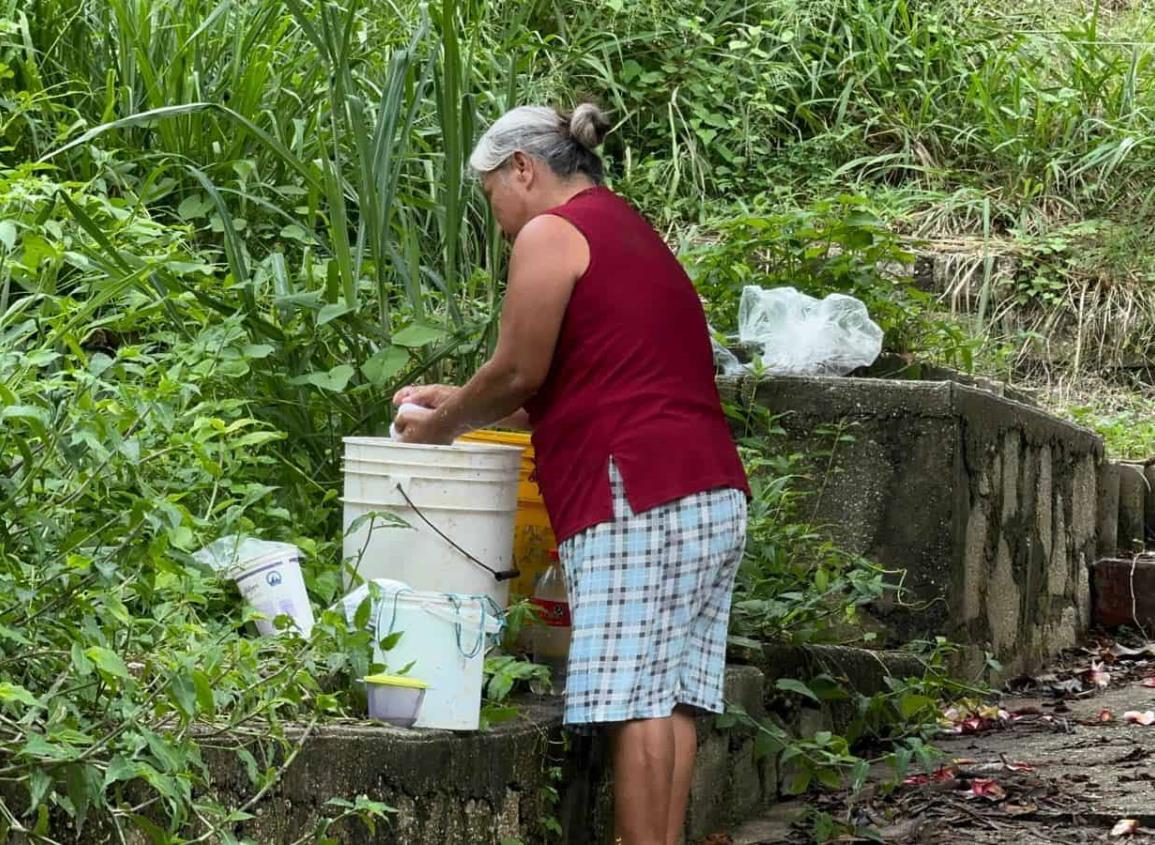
{"left": 712, "top": 337, "right": 748, "bottom": 376}
{"left": 737, "top": 286, "right": 883, "bottom": 376}
{"left": 192, "top": 534, "right": 300, "bottom": 578}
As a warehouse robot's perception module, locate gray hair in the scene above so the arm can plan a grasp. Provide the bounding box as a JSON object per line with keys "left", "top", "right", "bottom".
{"left": 469, "top": 103, "right": 610, "bottom": 183}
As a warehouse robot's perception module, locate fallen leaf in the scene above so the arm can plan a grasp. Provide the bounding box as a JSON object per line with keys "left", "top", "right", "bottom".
{"left": 1142, "top": 678, "right": 1155, "bottom": 688}
{"left": 1003, "top": 761, "right": 1034, "bottom": 772}
{"left": 904, "top": 766, "right": 957, "bottom": 785}
{"left": 1099, "top": 708, "right": 1114, "bottom": 722}
{"left": 1110, "top": 643, "right": 1155, "bottom": 659}
{"left": 1087, "top": 661, "right": 1111, "bottom": 689}
{"left": 1123, "top": 710, "right": 1155, "bottom": 725}
{"left": 1111, "top": 819, "right": 1139, "bottom": 837}
{"left": 961, "top": 716, "right": 990, "bottom": 734}
{"left": 968, "top": 778, "right": 1006, "bottom": 801}
{"left": 1003, "top": 801, "right": 1038, "bottom": 816}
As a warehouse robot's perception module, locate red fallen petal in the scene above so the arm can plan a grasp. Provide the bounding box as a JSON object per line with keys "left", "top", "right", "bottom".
{"left": 968, "top": 778, "right": 1006, "bottom": 801}
{"left": 1123, "top": 710, "right": 1155, "bottom": 726}
{"left": 961, "top": 716, "right": 991, "bottom": 734}
{"left": 904, "top": 766, "right": 956, "bottom": 786}
{"left": 1099, "top": 709, "right": 1114, "bottom": 722}
{"left": 1111, "top": 818, "right": 1139, "bottom": 837}
{"left": 1004, "top": 761, "right": 1033, "bottom": 772}
{"left": 1142, "top": 678, "right": 1155, "bottom": 688}
{"left": 1087, "top": 662, "right": 1112, "bottom": 689}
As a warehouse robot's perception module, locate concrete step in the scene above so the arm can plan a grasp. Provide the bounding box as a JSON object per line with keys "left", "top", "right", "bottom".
{"left": 1092, "top": 556, "right": 1155, "bottom": 630}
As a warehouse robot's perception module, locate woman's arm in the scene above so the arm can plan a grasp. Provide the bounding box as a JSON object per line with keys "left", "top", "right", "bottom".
{"left": 394, "top": 215, "right": 587, "bottom": 444}
{"left": 393, "top": 385, "right": 531, "bottom": 431}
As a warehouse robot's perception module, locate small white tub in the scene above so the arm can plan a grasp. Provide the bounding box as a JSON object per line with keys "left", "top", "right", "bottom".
{"left": 364, "top": 674, "right": 428, "bottom": 727}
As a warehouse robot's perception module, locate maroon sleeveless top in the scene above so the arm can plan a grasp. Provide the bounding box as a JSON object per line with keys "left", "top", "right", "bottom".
{"left": 525, "top": 186, "right": 749, "bottom": 542}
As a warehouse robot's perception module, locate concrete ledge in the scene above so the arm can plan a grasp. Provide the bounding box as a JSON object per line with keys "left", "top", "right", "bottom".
{"left": 36, "top": 653, "right": 920, "bottom": 844}
{"left": 720, "top": 373, "right": 1104, "bottom": 679}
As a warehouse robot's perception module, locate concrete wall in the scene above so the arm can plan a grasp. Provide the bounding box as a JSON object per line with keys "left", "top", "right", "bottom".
{"left": 720, "top": 375, "right": 1104, "bottom": 677}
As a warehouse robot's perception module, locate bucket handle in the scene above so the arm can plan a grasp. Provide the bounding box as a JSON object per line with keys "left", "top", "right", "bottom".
{"left": 394, "top": 482, "right": 520, "bottom": 583}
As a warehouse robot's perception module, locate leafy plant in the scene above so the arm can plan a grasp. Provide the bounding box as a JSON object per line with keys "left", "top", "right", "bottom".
{"left": 726, "top": 404, "right": 896, "bottom": 646}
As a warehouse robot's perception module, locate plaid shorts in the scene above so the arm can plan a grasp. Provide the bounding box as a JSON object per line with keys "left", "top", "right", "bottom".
{"left": 558, "top": 461, "right": 747, "bottom": 728}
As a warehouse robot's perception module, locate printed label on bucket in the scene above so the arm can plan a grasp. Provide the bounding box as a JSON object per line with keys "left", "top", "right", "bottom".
{"left": 532, "top": 598, "right": 571, "bottom": 627}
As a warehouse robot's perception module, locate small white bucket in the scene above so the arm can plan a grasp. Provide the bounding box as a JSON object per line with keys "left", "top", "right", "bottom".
{"left": 232, "top": 550, "right": 315, "bottom": 637}
{"left": 370, "top": 588, "right": 503, "bottom": 731}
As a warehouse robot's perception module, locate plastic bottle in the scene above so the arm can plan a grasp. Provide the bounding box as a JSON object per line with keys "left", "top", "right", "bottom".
{"left": 531, "top": 550, "right": 571, "bottom": 694}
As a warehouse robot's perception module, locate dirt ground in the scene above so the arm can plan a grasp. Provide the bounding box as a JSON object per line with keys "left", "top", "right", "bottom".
{"left": 717, "top": 639, "right": 1155, "bottom": 844}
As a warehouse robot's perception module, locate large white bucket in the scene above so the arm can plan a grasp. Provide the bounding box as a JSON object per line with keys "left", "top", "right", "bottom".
{"left": 370, "top": 588, "right": 503, "bottom": 730}
{"left": 341, "top": 437, "right": 522, "bottom": 607}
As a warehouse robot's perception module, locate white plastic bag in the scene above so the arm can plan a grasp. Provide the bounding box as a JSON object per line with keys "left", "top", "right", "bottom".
{"left": 712, "top": 337, "right": 748, "bottom": 376}
{"left": 192, "top": 534, "right": 300, "bottom": 576}
{"left": 737, "top": 286, "right": 883, "bottom": 376}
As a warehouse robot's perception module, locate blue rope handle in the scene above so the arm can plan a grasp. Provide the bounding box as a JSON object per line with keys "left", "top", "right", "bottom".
{"left": 373, "top": 585, "right": 413, "bottom": 643}
{"left": 443, "top": 593, "right": 506, "bottom": 659}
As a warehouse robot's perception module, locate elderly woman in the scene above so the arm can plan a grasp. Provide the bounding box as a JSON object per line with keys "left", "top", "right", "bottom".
{"left": 393, "top": 103, "right": 749, "bottom": 845}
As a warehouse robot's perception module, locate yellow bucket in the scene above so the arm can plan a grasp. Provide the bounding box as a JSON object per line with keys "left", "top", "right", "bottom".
{"left": 457, "top": 429, "right": 556, "bottom": 599}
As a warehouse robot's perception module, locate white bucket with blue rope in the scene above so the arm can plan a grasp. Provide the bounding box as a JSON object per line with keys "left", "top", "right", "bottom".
{"left": 361, "top": 581, "right": 503, "bottom": 731}
{"left": 341, "top": 437, "right": 523, "bottom": 609}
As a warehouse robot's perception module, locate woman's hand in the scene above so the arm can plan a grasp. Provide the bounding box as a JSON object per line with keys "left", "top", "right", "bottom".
{"left": 392, "top": 405, "right": 456, "bottom": 445}
{"left": 393, "top": 383, "right": 459, "bottom": 409}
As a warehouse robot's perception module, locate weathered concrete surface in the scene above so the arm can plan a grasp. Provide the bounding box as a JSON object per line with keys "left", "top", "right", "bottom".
{"left": 719, "top": 375, "right": 1104, "bottom": 678}
{"left": 1118, "top": 462, "right": 1148, "bottom": 554}
{"left": 1098, "top": 462, "right": 1121, "bottom": 558}
{"left": 1093, "top": 556, "right": 1155, "bottom": 631}
{"left": 30, "top": 649, "right": 928, "bottom": 845}
{"left": 1145, "top": 465, "right": 1155, "bottom": 546}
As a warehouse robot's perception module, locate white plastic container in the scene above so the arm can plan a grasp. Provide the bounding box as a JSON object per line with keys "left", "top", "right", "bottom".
{"left": 341, "top": 437, "right": 522, "bottom": 608}
{"left": 232, "top": 549, "right": 315, "bottom": 637}
{"left": 370, "top": 588, "right": 503, "bottom": 731}
{"left": 364, "top": 674, "right": 428, "bottom": 727}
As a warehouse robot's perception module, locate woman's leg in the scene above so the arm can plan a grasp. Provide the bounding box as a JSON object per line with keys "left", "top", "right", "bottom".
{"left": 611, "top": 716, "right": 676, "bottom": 845}
{"left": 666, "top": 706, "right": 697, "bottom": 845}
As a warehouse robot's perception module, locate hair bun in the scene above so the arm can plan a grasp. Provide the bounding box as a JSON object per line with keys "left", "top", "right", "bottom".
{"left": 568, "top": 103, "right": 610, "bottom": 150}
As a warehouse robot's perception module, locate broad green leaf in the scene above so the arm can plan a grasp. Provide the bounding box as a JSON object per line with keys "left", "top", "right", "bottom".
{"left": 318, "top": 302, "right": 354, "bottom": 326}
{"left": 0, "top": 624, "right": 31, "bottom": 646}
{"left": 290, "top": 364, "right": 355, "bottom": 392}
{"left": 362, "top": 346, "right": 409, "bottom": 387}
{"left": 1, "top": 405, "right": 49, "bottom": 426}
{"left": 71, "top": 642, "right": 94, "bottom": 676}
{"left": 782, "top": 767, "right": 811, "bottom": 795}
{"left": 22, "top": 733, "right": 75, "bottom": 761}
{"left": 0, "top": 683, "right": 41, "bottom": 709}
{"left": 64, "top": 763, "right": 98, "bottom": 833}
{"left": 168, "top": 673, "right": 197, "bottom": 718}
{"left": 392, "top": 323, "right": 445, "bottom": 348}
{"left": 177, "top": 194, "right": 213, "bottom": 220}
{"left": 104, "top": 756, "right": 143, "bottom": 788}
{"left": 898, "top": 693, "right": 935, "bottom": 720}
{"left": 84, "top": 646, "right": 130, "bottom": 680}
{"left": 816, "top": 767, "right": 843, "bottom": 789}
{"left": 775, "top": 678, "right": 819, "bottom": 702}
